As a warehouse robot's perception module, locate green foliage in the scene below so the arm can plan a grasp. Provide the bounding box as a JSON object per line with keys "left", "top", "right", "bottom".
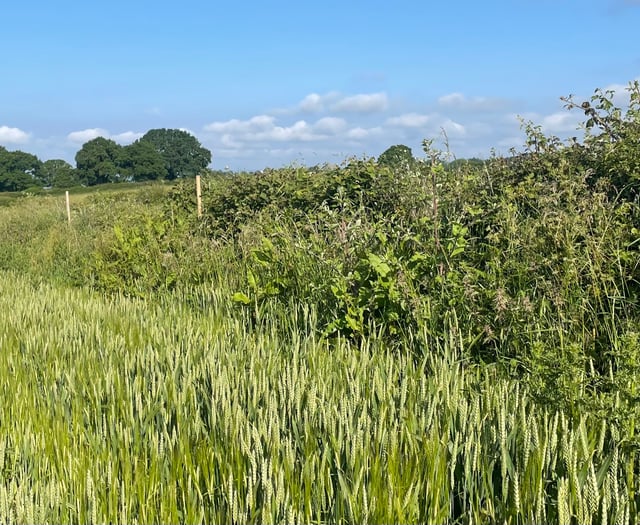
{"left": 2, "top": 82, "right": 640, "bottom": 523}
{"left": 377, "top": 144, "right": 416, "bottom": 171}
{"left": 168, "top": 159, "right": 424, "bottom": 240}
{"left": 327, "top": 244, "right": 409, "bottom": 338}
{"left": 41, "top": 159, "right": 78, "bottom": 188}
{"left": 0, "top": 170, "right": 35, "bottom": 192}
{"left": 0, "top": 146, "right": 43, "bottom": 191}
{"left": 445, "top": 157, "right": 487, "bottom": 171}
{"left": 562, "top": 80, "right": 640, "bottom": 198}
{"left": 91, "top": 214, "right": 173, "bottom": 296}
{"left": 118, "top": 139, "right": 168, "bottom": 181}
{"left": 75, "top": 137, "right": 124, "bottom": 185}
{"left": 140, "top": 128, "right": 211, "bottom": 179}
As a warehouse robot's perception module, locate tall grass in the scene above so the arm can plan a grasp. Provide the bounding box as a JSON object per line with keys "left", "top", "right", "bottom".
{"left": 0, "top": 271, "right": 635, "bottom": 524}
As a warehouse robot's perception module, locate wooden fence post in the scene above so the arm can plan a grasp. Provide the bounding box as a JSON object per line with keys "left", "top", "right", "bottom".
{"left": 65, "top": 191, "right": 71, "bottom": 224}
{"left": 196, "top": 175, "right": 202, "bottom": 218}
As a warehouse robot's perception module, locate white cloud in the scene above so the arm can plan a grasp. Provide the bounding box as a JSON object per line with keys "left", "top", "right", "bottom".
{"left": 346, "top": 126, "right": 383, "bottom": 140}
{"left": 299, "top": 93, "right": 324, "bottom": 112}
{"left": 438, "top": 93, "right": 466, "bottom": 107}
{"left": 331, "top": 92, "right": 388, "bottom": 113}
{"left": 0, "top": 125, "right": 30, "bottom": 144}
{"left": 204, "top": 115, "right": 275, "bottom": 133}
{"left": 280, "top": 91, "right": 388, "bottom": 115}
{"left": 540, "top": 112, "right": 581, "bottom": 133}
{"left": 258, "top": 120, "right": 315, "bottom": 141}
{"left": 204, "top": 115, "right": 353, "bottom": 144}
{"left": 66, "top": 128, "right": 144, "bottom": 145}
{"left": 112, "top": 131, "right": 143, "bottom": 144}
{"left": 438, "top": 92, "right": 509, "bottom": 112}
{"left": 313, "top": 117, "right": 347, "bottom": 133}
{"left": 512, "top": 110, "right": 582, "bottom": 135}
{"left": 599, "top": 80, "right": 639, "bottom": 106}
{"left": 297, "top": 92, "right": 341, "bottom": 113}
{"left": 67, "top": 128, "right": 109, "bottom": 143}
{"left": 441, "top": 119, "right": 467, "bottom": 138}
{"left": 386, "top": 113, "right": 431, "bottom": 128}
{"left": 221, "top": 133, "right": 242, "bottom": 148}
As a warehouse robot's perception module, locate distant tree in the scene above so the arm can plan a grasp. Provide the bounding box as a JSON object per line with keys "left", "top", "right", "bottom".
{"left": 118, "top": 140, "right": 168, "bottom": 181}
{"left": 0, "top": 147, "right": 43, "bottom": 191}
{"left": 140, "top": 128, "right": 211, "bottom": 179}
{"left": 378, "top": 144, "right": 416, "bottom": 171}
{"left": 41, "top": 159, "right": 78, "bottom": 188}
{"left": 0, "top": 171, "right": 34, "bottom": 192}
{"left": 75, "top": 137, "right": 123, "bottom": 185}
{"left": 445, "top": 158, "right": 487, "bottom": 171}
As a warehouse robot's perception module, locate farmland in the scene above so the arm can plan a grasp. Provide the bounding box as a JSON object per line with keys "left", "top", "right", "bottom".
{"left": 0, "top": 84, "right": 639, "bottom": 523}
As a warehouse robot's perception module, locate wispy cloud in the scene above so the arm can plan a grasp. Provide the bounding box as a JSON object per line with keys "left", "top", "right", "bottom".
{"left": 67, "top": 128, "right": 142, "bottom": 144}
{"left": 204, "top": 115, "right": 276, "bottom": 134}
{"left": 0, "top": 125, "right": 31, "bottom": 144}
{"left": 386, "top": 113, "right": 431, "bottom": 128}
{"left": 438, "top": 92, "right": 511, "bottom": 112}
{"left": 441, "top": 119, "right": 467, "bottom": 138}
{"left": 205, "top": 116, "right": 323, "bottom": 143}
{"left": 290, "top": 91, "right": 389, "bottom": 114}
{"left": 297, "top": 92, "right": 340, "bottom": 113}
{"left": 540, "top": 112, "right": 581, "bottom": 133}
{"left": 512, "top": 111, "right": 583, "bottom": 135}
{"left": 67, "top": 128, "right": 109, "bottom": 143}
{"left": 112, "top": 131, "right": 143, "bottom": 143}
{"left": 600, "top": 80, "right": 639, "bottom": 105}
{"left": 313, "top": 117, "right": 347, "bottom": 133}
{"left": 204, "top": 115, "right": 355, "bottom": 144}
{"left": 331, "top": 92, "right": 388, "bottom": 113}
{"left": 16, "top": 80, "right": 636, "bottom": 171}
{"left": 345, "top": 126, "right": 383, "bottom": 140}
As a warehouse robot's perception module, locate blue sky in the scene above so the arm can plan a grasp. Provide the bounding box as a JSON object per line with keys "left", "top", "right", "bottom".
{"left": 1, "top": 0, "right": 639, "bottom": 170}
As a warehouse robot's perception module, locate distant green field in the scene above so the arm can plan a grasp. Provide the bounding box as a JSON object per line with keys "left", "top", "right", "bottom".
{"left": 0, "top": 180, "right": 174, "bottom": 205}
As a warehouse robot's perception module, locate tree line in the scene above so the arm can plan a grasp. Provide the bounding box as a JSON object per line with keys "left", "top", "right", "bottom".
{"left": 0, "top": 128, "right": 212, "bottom": 192}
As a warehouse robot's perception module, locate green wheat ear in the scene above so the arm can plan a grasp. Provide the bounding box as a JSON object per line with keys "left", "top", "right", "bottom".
{"left": 0, "top": 264, "right": 635, "bottom": 523}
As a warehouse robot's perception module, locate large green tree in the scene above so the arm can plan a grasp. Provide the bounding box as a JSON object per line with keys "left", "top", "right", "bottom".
{"left": 377, "top": 144, "right": 416, "bottom": 172}
{"left": 41, "top": 159, "right": 78, "bottom": 188}
{"left": 0, "top": 146, "right": 43, "bottom": 191}
{"left": 140, "top": 129, "right": 211, "bottom": 179}
{"left": 75, "top": 137, "right": 123, "bottom": 185}
{"left": 118, "top": 140, "right": 168, "bottom": 181}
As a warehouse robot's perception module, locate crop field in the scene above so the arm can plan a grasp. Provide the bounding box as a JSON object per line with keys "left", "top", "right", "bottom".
{"left": 0, "top": 271, "right": 634, "bottom": 524}
{"left": 1, "top": 86, "right": 640, "bottom": 523}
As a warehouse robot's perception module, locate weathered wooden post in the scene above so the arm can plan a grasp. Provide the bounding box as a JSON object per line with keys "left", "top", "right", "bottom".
{"left": 196, "top": 175, "right": 202, "bottom": 218}
{"left": 65, "top": 190, "right": 71, "bottom": 224}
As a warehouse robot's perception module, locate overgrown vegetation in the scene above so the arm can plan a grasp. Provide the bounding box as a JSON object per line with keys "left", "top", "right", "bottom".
{"left": 0, "top": 81, "right": 639, "bottom": 523}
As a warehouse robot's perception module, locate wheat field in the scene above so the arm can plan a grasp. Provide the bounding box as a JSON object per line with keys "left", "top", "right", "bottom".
{"left": 0, "top": 270, "right": 634, "bottom": 524}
